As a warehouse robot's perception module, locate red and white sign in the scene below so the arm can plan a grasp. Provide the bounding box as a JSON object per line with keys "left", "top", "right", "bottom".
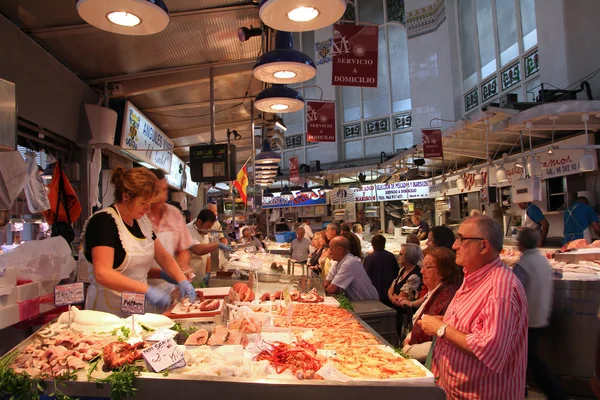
{"left": 307, "top": 101, "right": 336, "bottom": 142}
{"left": 289, "top": 156, "right": 299, "bottom": 183}
{"left": 429, "top": 172, "right": 488, "bottom": 197}
{"left": 332, "top": 24, "right": 379, "bottom": 88}
{"left": 422, "top": 129, "right": 443, "bottom": 158}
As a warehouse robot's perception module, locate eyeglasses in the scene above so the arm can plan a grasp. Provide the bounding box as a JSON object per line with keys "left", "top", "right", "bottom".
{"left": 422, "top": 264, "right": 437, "bottom": 270}
{"left": 455, "top": 233, "right": 486, "bottom": 244}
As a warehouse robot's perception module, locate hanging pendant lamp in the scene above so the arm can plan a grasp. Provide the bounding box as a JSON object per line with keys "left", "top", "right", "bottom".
{"left": 319, "top": 178, "right": 333, "bottom": 192}
{"left": 300, "top": 181, "right": 313, "bottom": 193}
{"left": 76, "top": 0, "right": 169, "bottom": 35}
{"left": 254, "top": 31, "right": 316, "bottom": 84}
{"left": 456, "top": 177, "right": 466, "bottom": 190}
{"left": 262, "top": 187, "right": 274, "bottom": 197}
{"left": 255, "top": 85, "right": 305, "bottom": 113}
{"left": 474, "top": 172, "right": 484, "bottom": 187}
{"left": 256, "top": 163, "right": 280, "bottom": 170}
{"left": 256, "top": 141, "right": 282, "bottom": 164}
{"left": 281, "top": 185, "right": 293, "bottom": 197}
{"left": 259, "top": 0, "right": 346, "bottom": 32}
{"left": 527, "top": 157, "right": 543, "bottom": 177}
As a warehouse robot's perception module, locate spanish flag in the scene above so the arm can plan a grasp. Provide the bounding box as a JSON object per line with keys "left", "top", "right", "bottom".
{"left": 234, "top": 165, "right": 248, "bottom": 204}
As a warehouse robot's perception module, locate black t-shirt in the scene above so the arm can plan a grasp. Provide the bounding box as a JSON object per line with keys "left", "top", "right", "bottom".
{"left": 84, "top": 205, "right": 156, "bottom": 269}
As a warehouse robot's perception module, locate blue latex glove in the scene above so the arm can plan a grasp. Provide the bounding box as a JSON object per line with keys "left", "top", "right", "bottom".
{"left": 203, "top": 272, "right": 211, "bottom": 286}
{"left": 159, "top": 270, "right": 178, "bottom": 285}
{"left": 178, "top": 280, "right": 196, "bottom": 302}
{"left": 218, "top": 243, "right": 234, "bottom": 252}
{"left": 145, "top": 287, "right": 172, "bottom": 309}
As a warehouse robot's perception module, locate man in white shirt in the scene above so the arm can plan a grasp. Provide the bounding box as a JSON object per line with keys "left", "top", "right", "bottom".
{"left": 205, "top": 203, "right": 229, "bottom": 278}
{"left": 513, "top": 228, "right": 567, "bottom": 400}
{"left": 324, "top": 237, "right": 378, "bottom": 301}
{"left": 290, "top": 227, "right": 311, "bottom": 263}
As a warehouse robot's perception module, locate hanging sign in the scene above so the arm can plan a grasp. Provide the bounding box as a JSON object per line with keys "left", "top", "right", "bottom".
{"left": 332, "top": 24, "right": 379, "bottom": 88}
{"left": 289, "top": 156, "right": 300, "bottom": 183}
{"left": 488, "top": 135, "right": 596, "bottom": 186}
{"left": 428, "top": 172, "right": 488, "bottom": 198}
{"left": 422, "top": 129, "right": 443, "bottom": 158}
{"left": 375, "top": 180, "right": 430, "bottom": 201}
{"left": 307, "top": 101, "right": 336, "bottom": 142}
{"left": 166, "top": 154, "right": 184, "bottom": 190}
{"left": 183, "top": 165, "right": 199, "bottom": 197}
{"left": 262, "top": 189, "right": 327, "bottom": 209}
{"left": 120, "top": 101, "right": 174, "bottom": 173}
{"left": 330, "top": 185, "right": 377, "bottom": 204}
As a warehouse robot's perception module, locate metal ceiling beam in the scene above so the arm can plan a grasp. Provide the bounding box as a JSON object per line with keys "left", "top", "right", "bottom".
{"left": 167, "top": 119, "right": 252, "bottom": 138}
{"left": 28, "top": 4, "right": 259, "bottom": 38}
{"left": 444, "top": 137, "right": 513, "bottom": 146}
{"left": 444, "top": 147, "right": 491, "bottom": 156}
{"left": 493, "top": 130, "right": 547, "bottom": 138}
{"left": 143, "top": 97, "right": 249, "bottom": 113}
{"left": 443, "top": 151, "right": 488, "bottom": 160}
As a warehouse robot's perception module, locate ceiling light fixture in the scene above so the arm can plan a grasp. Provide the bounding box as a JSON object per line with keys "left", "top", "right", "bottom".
{"left": 255, "top": 85, "right": 305, "bottom": 113}
{"left": 256, "top": 140, "right": 282, "bottom": 164}
{"left": 76, "top": 0, "right": 169, "bottom": 35}
{"left": 238, "top": 26, "right": 262, "bottom": 42}
{"left": 281, "top": 185, "right": 293, "bottom": 198}
{"left": 319, "top": 178, "right": 333, "bottom": 193}
{"left": 274, "top": 116, "right": 287, "bottom": 132}
{"left": 253, "top": 31, "right": 316, "bottom": 84}
{"left": 256, "top": 163, "right": 280, "bottom": 170}
{"left": 496, "top": 153, "right": 509, "bottom": 183}
{"left": 262, "top": 187, "right": 274, "bottom": 197}
{"left": 474, "top": 172, "right": 484, "bottom": 187}
{"left": 259, "top": 0, "right": 346, "bottom": 32}
{"left": 300, "top": 181, "right": 313, "bottom": 193}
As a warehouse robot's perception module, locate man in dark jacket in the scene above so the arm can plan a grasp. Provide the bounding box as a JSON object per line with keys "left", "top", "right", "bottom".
{"left": 363, "top": 234, "right": 399, "bottom": 307}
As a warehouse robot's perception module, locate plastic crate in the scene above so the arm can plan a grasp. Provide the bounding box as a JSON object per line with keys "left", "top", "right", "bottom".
{"left": 275, "top": 231, "right": 297, "bottom": 243}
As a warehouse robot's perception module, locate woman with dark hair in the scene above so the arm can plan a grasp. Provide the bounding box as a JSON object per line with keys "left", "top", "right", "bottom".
{"left": 426, "top": 225, "right": 456, "bottom": 250}
{"left": 402, "top": 246, "right": 462, "bottom": 362}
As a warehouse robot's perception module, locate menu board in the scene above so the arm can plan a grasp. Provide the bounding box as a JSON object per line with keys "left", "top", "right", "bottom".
{"left": 166, "top": 154, "right": 184, "bottom": 190}
{"left": 183, "top": 165, "right": 199, "bottom": 197}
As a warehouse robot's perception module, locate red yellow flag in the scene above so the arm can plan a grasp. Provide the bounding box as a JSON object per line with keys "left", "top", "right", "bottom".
{"left": 234, "top": 165, "right": 248, "bottom": 204}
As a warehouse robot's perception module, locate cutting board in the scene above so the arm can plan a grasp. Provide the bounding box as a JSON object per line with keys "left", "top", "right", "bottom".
{"left": 163, "top": 299, "right": 224, "bottom": 319}
{"left": 196, "top": 287, "right": 231, "bottom": 299}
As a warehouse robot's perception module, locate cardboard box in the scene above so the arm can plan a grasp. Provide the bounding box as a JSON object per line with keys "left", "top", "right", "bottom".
{"left": 14, "top": 282, "right": 40, "bottom": 303}
{"left": 0, "top": 305, "right": 20, "bottom": 330}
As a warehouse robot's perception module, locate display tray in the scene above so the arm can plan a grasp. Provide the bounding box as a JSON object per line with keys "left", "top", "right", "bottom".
{"left": 164, "top": 299, "right": 224, "bottom": 318}
{"left": 555, "top": 250, "right": 600, "bottom": 263}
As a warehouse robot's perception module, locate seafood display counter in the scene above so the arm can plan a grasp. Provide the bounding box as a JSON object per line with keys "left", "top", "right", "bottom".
{"left": 0, "top": 284, "right": 445, "bottom": 400}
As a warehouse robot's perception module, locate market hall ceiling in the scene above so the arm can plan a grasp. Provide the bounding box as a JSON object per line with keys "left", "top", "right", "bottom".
{"left": 0, "top": 0, "right": 263, "bottom": 163}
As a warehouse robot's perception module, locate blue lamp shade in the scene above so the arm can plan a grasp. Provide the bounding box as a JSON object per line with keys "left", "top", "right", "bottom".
{"left": 262, "top": 187, "right": 274, "bottom": 197}
{"left": 255, "top": 85, "right": 305, "bottom": 113}
{"left": 259, "top": 0, "right": 346, "bottom": 32}
{"left": 253, "top": 32, "right": 316, "bottom": 84}
{"left": 76, "top": 0, "right": 169, "bottom": 35}
{"left": 256, "top": 141, "right": 282, "bottom": 164}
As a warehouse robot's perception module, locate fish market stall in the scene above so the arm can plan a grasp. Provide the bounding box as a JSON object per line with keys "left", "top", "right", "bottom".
{"left": 0, "top": 282, "right": 445, "bottom": 400}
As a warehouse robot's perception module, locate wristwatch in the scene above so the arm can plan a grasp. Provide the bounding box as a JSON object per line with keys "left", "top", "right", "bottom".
{"left": 437, "top": 323, "right": 448, "bottom": 338}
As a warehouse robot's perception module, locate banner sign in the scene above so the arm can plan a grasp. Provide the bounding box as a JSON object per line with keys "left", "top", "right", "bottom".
{"left": 289, "top": 156, "right": 300, "bottom": 183}
{"left": 120, "top": 101, "right": 174, "bottom": 172}
{"left": 332, "top": 24, "right": 379, "bottom": 88}
{"left": 182, "top": 165, "right": 199, "bottom": 197}
{"left": 262, "top": 189, "right": 327, "bottom": 209}
{"left": 166, "top": 154, "right": 184, "bottom": 190}
{"left": 488, "top": 135, "right": 596, "bottom": 186}
{"left": 422, "top": 129, "right": 443, "bottom": 158}
{"left": 375, "top": 180, "right": 430, "bottom": 201}
{"left": 330, "top": 185, "right": 377, "bottom": 204}
{"left": 428, "top": 172, "right": 489, "bottom": 198}
{"left": 307, "top": 101, "right": 336, "bottom": 142}
{"left": 315, "top": 38, "right": 333, "bottom": 66}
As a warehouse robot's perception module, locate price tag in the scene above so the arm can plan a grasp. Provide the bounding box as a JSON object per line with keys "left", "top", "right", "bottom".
{"left": 315, "top": 364, "right": 351, "bottom": 382}
{"left": 54, "top": 282, "right": 85, "bottom": 307}
{"left": 121, "top": 292, "right": 145, "bottom": 315}
{"left": 141, "top": 338, "right": 186, "bottom": 373}
{"left": 147, "top": 329, "right": 178, "bottom": 342}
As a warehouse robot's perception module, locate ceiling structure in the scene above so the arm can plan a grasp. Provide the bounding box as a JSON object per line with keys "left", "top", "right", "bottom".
{"left": 0, "top": 0, "right": 264, "bottom": 164}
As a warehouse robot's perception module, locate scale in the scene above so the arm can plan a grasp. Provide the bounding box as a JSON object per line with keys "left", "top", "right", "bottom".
{"left": 189, "top": 144, "right": 237, "bottom": 183}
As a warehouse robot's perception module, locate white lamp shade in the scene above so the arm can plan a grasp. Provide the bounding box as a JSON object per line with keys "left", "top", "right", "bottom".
{"left": 259, "top": 0, "right": 346, "bottom": 32}
{"left": 527, "top": 158, "right": 543, "bottom": 177}
{"left": 474, "top": 173, "right": 484, "bottom": 187}
{"left": 496, "top": 167, "right": 508, "bottom": 182}
{"left": 76, "top": 0, "right": 169, "bottom": 35}
{"left": 580, "top": 153, "right": 595, "bottom": 172}
{"left": 456, "top": 178, "right": 466, "bottom": 190}
{"left": 255, "top": 96, "right": 305, "bottom": 113}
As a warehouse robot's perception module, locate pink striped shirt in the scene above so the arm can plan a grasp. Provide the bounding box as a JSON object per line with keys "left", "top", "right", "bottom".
{"left": 432, "top": 257, "right": 528, "bottom": 399}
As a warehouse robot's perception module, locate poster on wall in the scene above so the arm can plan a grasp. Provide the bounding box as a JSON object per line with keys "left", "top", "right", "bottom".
{"left": 289, "top": 156, "right": 299, "bottom": 183}
{"left": 262, "top": 189, "right": 327, "bottom": 209}
{"left": 120, "top": 101, "right": 174, "bottom": 172}
{"left": 331, "top": 24, "right": 379, "bottom": 88}
{"left": 307, "top": 101, "right": 336, "bottom": 142}
{"left": 315, "top": 38, "right": 333, "bottom": 66}
{"left": 422, "top": 129, "right": 443, "bottom": 158}
{"left": 375, "top": 180, "right": 430, "bottom": 201}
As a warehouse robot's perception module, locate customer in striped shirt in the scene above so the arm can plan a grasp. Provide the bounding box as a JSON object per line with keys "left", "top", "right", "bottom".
{"left": 417, "top": 216, "right": 528, "bottom": 399}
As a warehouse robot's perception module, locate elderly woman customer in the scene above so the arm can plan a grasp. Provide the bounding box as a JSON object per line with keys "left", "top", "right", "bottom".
{"left": 388, "top": 243, "right": 423, "bottom": 339}
{"left": 402, "top": 246, "right": 462, "bottom": 361}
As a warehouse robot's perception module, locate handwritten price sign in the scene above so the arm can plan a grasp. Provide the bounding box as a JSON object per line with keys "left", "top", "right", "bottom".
{"left": 121, "top": 292, "right": 145, "bottom": 315}
{"left": 54, "top": 282, "right": 85, "bottom": 307}
{"left": 142, "top": 338, "right": 185, "bottom": 372}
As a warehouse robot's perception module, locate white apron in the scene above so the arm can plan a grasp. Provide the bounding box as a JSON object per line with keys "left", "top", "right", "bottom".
{"left": 82, "top": 207, "right": 155, "bottom": 318}
{"left": 522, "top": 205, "right": 541, "bottom": 230}
{"left": 146, "top": 230, "right": 178, "bottom": 314}
{"left": 565, "top": 203, "right": 592, "bottom": 243}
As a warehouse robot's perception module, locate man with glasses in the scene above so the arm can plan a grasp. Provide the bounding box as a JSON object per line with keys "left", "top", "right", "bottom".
{"left": 324, "top": 237, "right": 378, "bottom": 301}
{"left": 417, "top": 215, "right": 528, "bottom": 399}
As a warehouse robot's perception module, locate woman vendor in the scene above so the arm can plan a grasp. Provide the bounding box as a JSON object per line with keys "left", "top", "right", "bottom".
{"left": 82, "top": 167, "right": 196, "bottom": 316}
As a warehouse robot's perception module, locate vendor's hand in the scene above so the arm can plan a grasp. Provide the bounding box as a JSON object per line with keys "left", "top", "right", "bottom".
{"left": 218, "top": 243, "right": 234, "bottom": 252}
{"left": 159, "top": 270, "right": 178, "bottom": 285}
{"left": 403, "top": 338, "right": 410, "bottom": 347}
{"left": 178, "top": 280, "right": 196, "bottom": 302}
{"left": 399, "top": 299, "right": 413, "bottom": 308}
{"left": 417, "top": 314, "right": 445, "bottom": 337}
{"left": 145, "top": 287, "right": 172, "bottom": 309}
